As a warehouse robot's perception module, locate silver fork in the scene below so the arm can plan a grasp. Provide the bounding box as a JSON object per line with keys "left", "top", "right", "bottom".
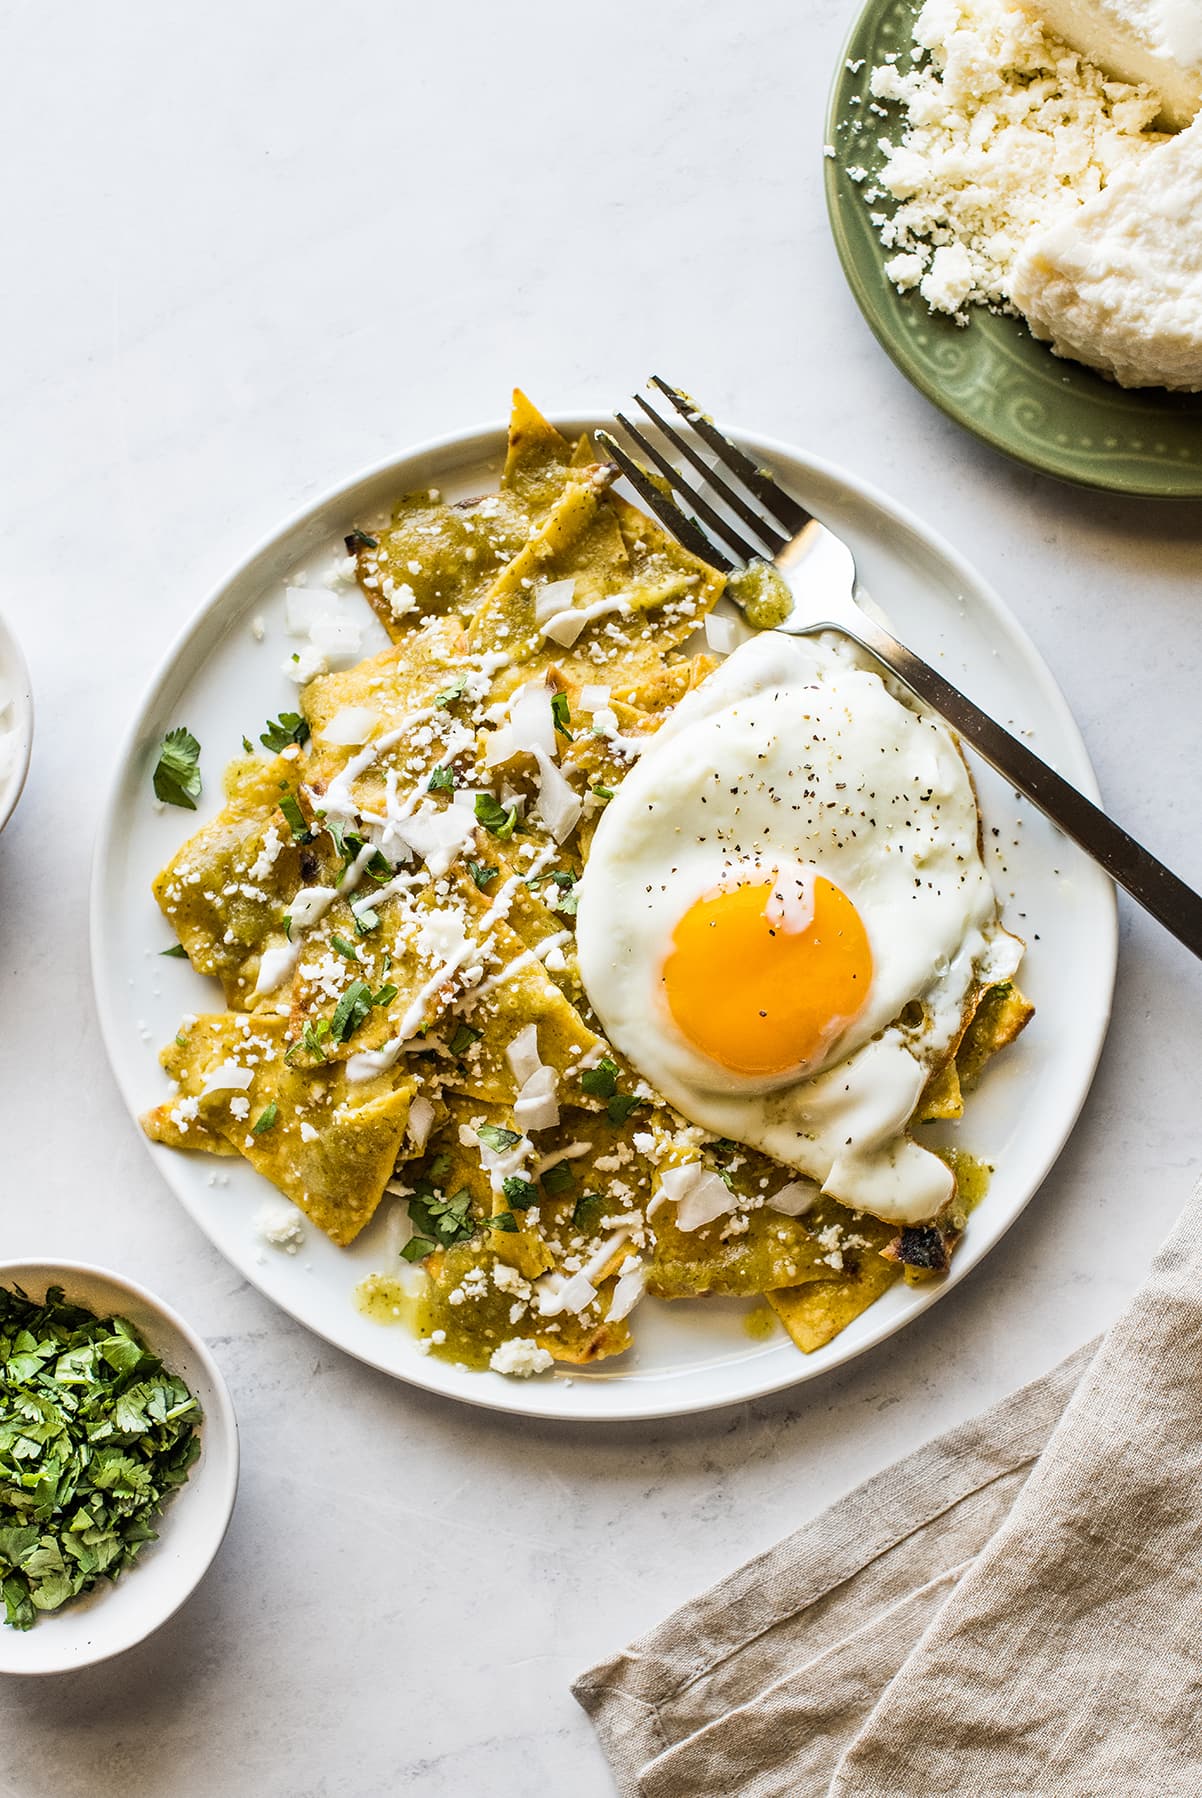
{"left": 598, "top": 377, "right": 1202, "bottom": 960}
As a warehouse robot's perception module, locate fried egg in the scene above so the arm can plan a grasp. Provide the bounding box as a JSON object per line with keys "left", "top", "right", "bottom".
{"left": 575, "top": 633, "right": 1022, "bottom": 1225}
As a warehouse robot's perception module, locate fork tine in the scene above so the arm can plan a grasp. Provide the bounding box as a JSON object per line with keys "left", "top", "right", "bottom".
{"left": 633, "top": 394, "right": 789, "bottom": 558}
{"left": 614, "top": 413, "right": 764, "bottom": 566}
{"left": 649, "top": 377, "right": 813, "bottom": 535}
{"left": 595, "top": 431, "right": 734, "bottom": 572}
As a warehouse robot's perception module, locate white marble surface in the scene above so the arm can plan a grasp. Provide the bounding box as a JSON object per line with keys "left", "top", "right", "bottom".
{"left": 2, "top": 1, "right": 1201, "bottom": 1791}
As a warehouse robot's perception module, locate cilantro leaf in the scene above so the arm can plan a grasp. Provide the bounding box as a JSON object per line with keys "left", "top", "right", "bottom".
{"left": 551, "top": 692, "right": 573, "bottom": 740}
{"left": 278, "top": 793, "right": 311, "bottom": 843}
{"left": 580, "top": 1057, "right": 619, "bottom": 1100}
{"left": 591, "top": 782, "right": 614, "bottom": 802}
{"left": 400, "top": 1235, "right": 438, "bottom": 1263}
{"left": 330, "top": 979, "right": 373, "bottom": 1043}
{"left": 541, "top": 1163, "right": 574, "bottom": 1196}
{"left": 467, "top": 860, "right": 498, "bottom": 890}
{"left": 354, "top": 907, "right": 380, "bottom": 935}
{"left": 285, "top": 1017, "right": 331, "bottom": 1065}
{"left": 477, "top": 1124, "right": 520, "bottom": 1152}
{"left": 345, "top": 528, "right": 378, "bottom": 553}
{"left": 502, "top": 1176, "right": 538, "bottom": 1210}
{"left": 152, "top": 727, "right": 202, "bottom": 811}
{"left": 251, "top": 1102, "right": 278, "bottom": 1135}
{"left": 159, "top": 944, "right": 188, "bottom": 960}
{"left": 259, "top": 711, "right": 310, "bottom": 754}
{"left": 449, "top": 1022, "right": 482, "bottom": 1058}
{"left": 372, "top": 983, "right": 399, "bottom": 1008}
{"left": 489, "top": 1211, "right": 519, "bottom": 1233}
{"left": 427, "top": 765, "right": 457, "bottom": 793}
{"left": 572, "top": 1192, "right": 604, "bottom": 1234}
{"left": 330, "top": 935, "right": 359, "bottom": 962}
{"left": 474, "top": 793, "right": 517, "bottom": 840}
{"left": 607, "top": 1093, "right": 642, "bottom": 1126}
{"left": 242, "top": 735, "right": 255, "bottom": 754}
{"left": 434, "top": 678, "right": 468, "bottom": 708}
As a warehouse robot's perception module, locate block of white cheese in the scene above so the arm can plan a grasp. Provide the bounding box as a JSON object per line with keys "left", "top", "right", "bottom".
{"left": 1019, "top": 0, "right": 1202, "bottom": 128}
{"left": 1011, "top": 112, "right": 1202, "bottom": 388}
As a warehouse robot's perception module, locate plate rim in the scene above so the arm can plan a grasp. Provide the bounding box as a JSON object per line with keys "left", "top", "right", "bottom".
{"left": 90, "top": 413, "right": 1118, "bottom": 1422}
{"left": 823, "top": 0, "right": 1202, "bottom": 500}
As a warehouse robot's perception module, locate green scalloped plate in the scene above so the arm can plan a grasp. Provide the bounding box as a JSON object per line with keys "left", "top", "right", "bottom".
{"left": 825, "top": 0, "right": 1202, "bottom": 497}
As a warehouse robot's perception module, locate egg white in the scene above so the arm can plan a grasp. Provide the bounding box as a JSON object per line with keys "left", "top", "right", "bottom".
{"left": 575, "top": 633, "right": 1022, "bottom": 1225}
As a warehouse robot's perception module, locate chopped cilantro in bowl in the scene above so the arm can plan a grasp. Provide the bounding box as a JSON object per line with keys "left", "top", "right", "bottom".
{"left": 0, "top": 1282, "right": 202, "bottom": 1631}
{"left": 0, "top": 1265, "right": 238, "bottom": 1668}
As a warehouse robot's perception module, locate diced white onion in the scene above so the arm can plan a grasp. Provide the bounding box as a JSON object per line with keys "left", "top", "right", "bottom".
{"left": 514, "top": 1064, "right": 559, "bottom": 1133}
{"left": 200, "top": 1061, "right": 254, "bottom": 1098}
{"left": 534, "top": 578, "right": 576, "bottom": 626}
{"left": 309, "top": 618, "right": 363, "bottom": 668}
{"left": 541, "top": 609, "right": 588, "bottom": 648}
{"left": 289, "top": 885, "right": 338, "bottom": 929}
{"left": 505, "top": 1024, "right": 542, "bottom": 1086}
{"left": 578, "top": 684, "right": 610, "bottom": 711}
{"left": 531, "top": 748, "right": 581, "bottom": 844}
{"left": 658, "top": 1162, "right": 733, "bottom": 1232}
{"left": 768, "top": 1180, "right": 817, "bottom": 1218}
{"left": 607, "top": 1255, "right": 645, "bottom": 1322}
{"left": 320, "top": 705, "right": 379, "bottom": 746}
{"left": 406, "top": 1095, "right": 436, "bottom": 1152}
{"left": 396, "top": 801, "right": 475, "bottom": 876}
{"left": 285, "top": 586, "right": 338, "bottom": 636}
{"left": 705, "top": 608, "right": 753, "bottom": 656}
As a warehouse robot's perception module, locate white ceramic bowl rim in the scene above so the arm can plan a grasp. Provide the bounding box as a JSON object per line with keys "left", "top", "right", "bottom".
{"left": 0, "top": 1259, "right": 238, "bottom": 1676}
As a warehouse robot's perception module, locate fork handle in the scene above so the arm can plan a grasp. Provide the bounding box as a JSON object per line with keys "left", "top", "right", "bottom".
{"left": 846, "top": 615, "right": 1202, "bottom": 959}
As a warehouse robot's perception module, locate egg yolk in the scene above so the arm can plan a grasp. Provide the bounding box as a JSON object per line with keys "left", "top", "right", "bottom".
{"left": 662, "top": 875, "right": 873, "bottom": 1078}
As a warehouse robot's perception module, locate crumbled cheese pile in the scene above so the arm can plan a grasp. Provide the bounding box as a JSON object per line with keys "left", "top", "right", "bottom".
{"left": 867, "top": 0, "right": 1164, "bottom": 318}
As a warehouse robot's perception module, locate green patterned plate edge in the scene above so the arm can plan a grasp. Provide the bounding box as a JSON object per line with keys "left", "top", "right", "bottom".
{"left": 824, "top": 0, "right": 1202, "bottom": 499}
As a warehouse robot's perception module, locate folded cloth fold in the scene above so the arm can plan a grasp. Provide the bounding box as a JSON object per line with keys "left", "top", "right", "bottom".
{"left": 574, "top": 1180, "right": 1202, "bottom": 1797}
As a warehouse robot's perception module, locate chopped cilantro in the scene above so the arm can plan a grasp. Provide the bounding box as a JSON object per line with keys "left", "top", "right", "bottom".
{"left": 372, "top": 983, "right": 399, "bottom": 1008}
{"left": 278, "top": 793, "right": 311, "bottom": 843}
{"left": 548, "top": 870, "right": 579, "bottom": 916}
{"left": 502, "top": 1176, "right": 538, "bottom": 1209}
{"left": 152, "top": 727, "right": 202, "bottom": 811}
{"left": 251, "top": 1102, "right": 278, "bottom": 1135}
{"left": 467, "top": 860, "right": 498, "bottom": 890}
{"left": 580, "top": 1057, "right": 619, "bottom": 1099}
{"left": 449, "top": 1022, "right": 482, "bottom": 1058}
{"left": 572, "top": 1192, "right": 604, "bottom": 1234}
{"left": 259, "top": 711, "right": 310, "bottom": 754}
{"left": 331, "top": 980, "right": 373, "bottom": 1043}
{"left": 345, "top": 528, "right": 378, "bottom": 553}
{"left": 406, "top": 1184, "right": 478, "bottom": 1252}
{"left": 330, "top": 935, "right": 360, "bottom": 962}
{"left": 474, "top": 793, "right": 518, "bottom": 840}
{"left": 607, "top": 1093, "right": 642, "bottom": 1126}
{"left": 0, "top": 1284, "right": 200, "bottom": 1630}
{"left": 477, "top": 1123, "right": 520, "bottom": 1152}
{"left": 489, "top": 1211, "right": 519, "bottom": 1233}
{"left": 427, "top": 765, "right": 456, "bottom": 792}
{"left": 354, "top": 907, "right": 380, "bottom": 935}
{"left": 400, "top": 1236, "right": 438, "bottom": 1264}
{"left": 365, "top": 850, "right": 393, "bottom": 883}
{"left": 591, "top": 783, "right": 614, "bottom": 802}
{"left": 541, "top": 1163, "right": 574, "bottom": 1196}
{"left": 428, "top": 1152, "right": 451, "bottom": 1182}
{"left": 434, "top": 678, "right": 468, "bottom": 707}
{"left": 551, "top": 692, "right": 573, "bottom": 740}
{"left": 241, "top": 735, "right": 255, "bottom": 754}
{"left": 285, "top": 1017, "right": 331, "bottom": 1065}
{"left": 159, "top": 944, "right": 188, "bottom": 960}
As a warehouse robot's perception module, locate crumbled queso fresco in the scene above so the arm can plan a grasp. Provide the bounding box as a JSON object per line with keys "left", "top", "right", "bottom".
{"left": 861, "top": 0, "right": 1164, "bottom": 319}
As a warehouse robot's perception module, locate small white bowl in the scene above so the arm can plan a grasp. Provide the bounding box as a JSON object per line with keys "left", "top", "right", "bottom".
{"left": 0, "top": 1261, "right": 238, "bottom": 1676}
{"left": 0, "top": 611, "right": 33, "bottom": 837}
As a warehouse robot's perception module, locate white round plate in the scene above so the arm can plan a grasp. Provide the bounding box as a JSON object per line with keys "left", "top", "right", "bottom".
{"left": 0, "top": 1261, "right": 238, "bottom": 1675}
{"left": 92, "top": 417, "right": 1116, "bottom": 1422}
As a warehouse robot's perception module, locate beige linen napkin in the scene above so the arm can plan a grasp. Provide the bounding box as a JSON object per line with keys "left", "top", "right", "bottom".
{"left": 574, "top": 1182, "right": 1202, "bottom": 1796}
